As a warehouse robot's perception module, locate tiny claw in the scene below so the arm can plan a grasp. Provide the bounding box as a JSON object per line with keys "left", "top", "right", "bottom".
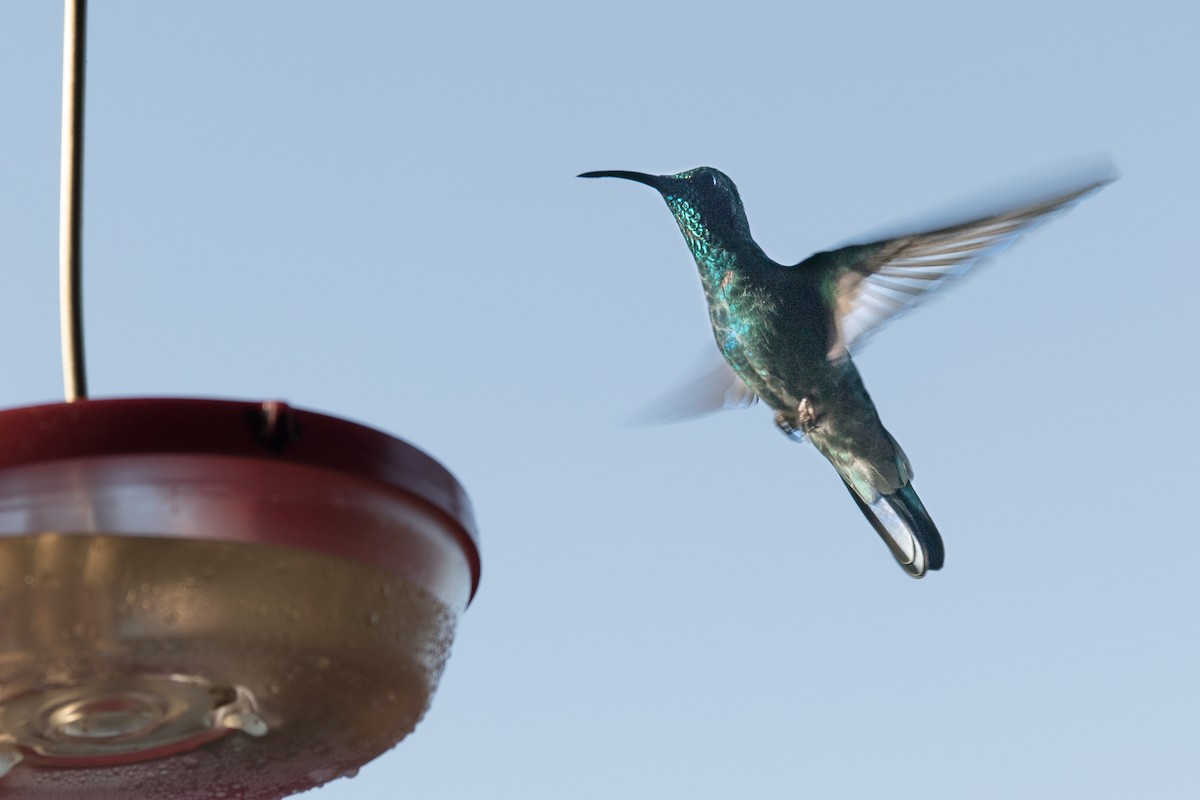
{"left": 775, "top": 398, "right": 820, "bottom": 442}
{"left": 797, "top": 397, "right": 820, "bottom": 433}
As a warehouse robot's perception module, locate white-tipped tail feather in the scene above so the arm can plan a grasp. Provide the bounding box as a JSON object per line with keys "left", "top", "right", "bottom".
{"left": 843, "top": 481, "right": 945, "bottom": 577}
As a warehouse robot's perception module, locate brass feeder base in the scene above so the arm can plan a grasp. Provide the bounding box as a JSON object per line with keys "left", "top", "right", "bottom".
{"left": 0, "top": 535, "right": 456, "bottom": 798}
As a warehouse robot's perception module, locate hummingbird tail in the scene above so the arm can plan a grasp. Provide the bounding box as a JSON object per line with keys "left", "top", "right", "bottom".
{"left": 843, "top": 481, "right": 945, "bottom": 578}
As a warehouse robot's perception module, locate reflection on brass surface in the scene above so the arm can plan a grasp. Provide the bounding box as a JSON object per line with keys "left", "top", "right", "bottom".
{"left": 0, "top": 534, "right": 457, "bottom": 799}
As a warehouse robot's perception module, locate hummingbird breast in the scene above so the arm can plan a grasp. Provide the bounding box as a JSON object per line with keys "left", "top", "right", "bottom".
{"left": 704, "top": 261, "right": 834, "bottom": 413}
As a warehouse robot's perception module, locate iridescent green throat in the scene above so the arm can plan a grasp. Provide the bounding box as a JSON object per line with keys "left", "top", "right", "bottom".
{"left": 665, "top": 194, "right": 735, "bottom": 289}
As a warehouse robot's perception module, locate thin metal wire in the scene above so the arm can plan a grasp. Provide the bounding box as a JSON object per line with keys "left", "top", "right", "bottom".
{"left": 59, "top": 0, "right": 87, "bottom": 401}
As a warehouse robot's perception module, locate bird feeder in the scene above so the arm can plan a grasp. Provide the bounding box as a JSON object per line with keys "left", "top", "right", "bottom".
{"left": 0, "top": 4, "right": 481, "bottom": 798}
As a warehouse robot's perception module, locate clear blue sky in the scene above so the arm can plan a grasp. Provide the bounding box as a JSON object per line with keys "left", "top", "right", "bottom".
{"left": 1, "top": 2, "right": 1197, "bottom": 798}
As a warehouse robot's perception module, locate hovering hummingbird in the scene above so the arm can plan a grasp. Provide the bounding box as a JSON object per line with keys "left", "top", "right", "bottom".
{"left": 580, "top": 162, "right": 1114, "bottom": 577}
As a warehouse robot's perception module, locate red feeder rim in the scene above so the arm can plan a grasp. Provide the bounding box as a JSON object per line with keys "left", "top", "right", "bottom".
{"left": 0, "top": 397, "right": 481, "bottom": 605}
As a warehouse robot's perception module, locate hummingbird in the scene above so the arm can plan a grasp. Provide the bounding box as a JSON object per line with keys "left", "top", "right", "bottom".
{"left": 580, "top": 163, "right": 1114, "bottom": 577}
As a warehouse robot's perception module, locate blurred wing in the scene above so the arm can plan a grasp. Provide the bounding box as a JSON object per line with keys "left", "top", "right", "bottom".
{"left": 630, "top": 355, "right": 757, "bottom": 425}
{"left": 819, "top": 160, "right": 1116, "bottom": 358}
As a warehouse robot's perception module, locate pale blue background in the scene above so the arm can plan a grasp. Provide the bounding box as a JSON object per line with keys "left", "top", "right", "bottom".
{"left": 2, "top": 2, "right": 1197, "bottom": 798}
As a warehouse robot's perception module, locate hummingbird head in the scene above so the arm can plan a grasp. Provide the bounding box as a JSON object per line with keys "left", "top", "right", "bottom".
{"left": 579, "top": 167, "right": 753, "bottom": 257}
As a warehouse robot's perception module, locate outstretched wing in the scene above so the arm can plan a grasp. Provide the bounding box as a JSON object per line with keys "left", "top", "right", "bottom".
{"left": 816, "top": 159, "right": 1116, "bottom": 359}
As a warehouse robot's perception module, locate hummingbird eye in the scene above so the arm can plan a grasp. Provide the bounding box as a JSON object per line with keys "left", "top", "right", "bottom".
{"left": 711, "top": 174, "right": 719, "bottom": 188}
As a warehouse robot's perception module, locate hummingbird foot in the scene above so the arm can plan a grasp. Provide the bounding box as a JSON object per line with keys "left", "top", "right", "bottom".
{"left": 797, "top": 398, "right": 819, "bottom": 432}
{"left": 775, "top": 398, "right": 820, "bottom": 443}
{"left": 775, "top": 413, "right": 806, "bottom": 442}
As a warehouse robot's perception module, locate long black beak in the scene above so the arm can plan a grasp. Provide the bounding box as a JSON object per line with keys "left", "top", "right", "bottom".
{"left": 578, "top": 170, "right": 664, "bottom": 190}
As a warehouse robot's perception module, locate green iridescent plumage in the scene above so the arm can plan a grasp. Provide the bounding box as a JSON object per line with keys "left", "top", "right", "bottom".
{"left": 580, "top": 163, "right": 1114, "bottom": 576}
